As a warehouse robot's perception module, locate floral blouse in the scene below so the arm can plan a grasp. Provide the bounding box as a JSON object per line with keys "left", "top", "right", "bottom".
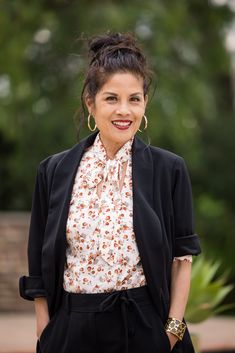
{"left": 63, "top": 133, "right": 192, "bottom": 293}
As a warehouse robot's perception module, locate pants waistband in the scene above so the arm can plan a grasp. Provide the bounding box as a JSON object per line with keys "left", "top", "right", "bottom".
{"left": 62, "top": 285, "right": 152, "bottom": 312}
{"left": 61, "top": 285, "right": 152, "bottom": 353}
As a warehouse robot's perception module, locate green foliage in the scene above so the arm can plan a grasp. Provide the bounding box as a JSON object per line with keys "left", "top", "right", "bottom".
{"left": 185, "top": 256, "right": 234, "bottom": 323}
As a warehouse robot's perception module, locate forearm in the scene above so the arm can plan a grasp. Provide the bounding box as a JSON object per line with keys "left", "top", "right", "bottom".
{"left": 169, "top": 259, "right": 192, "bottom": 320}
{"left": 165, "top": 259, "right": 192, "bottom": 349}
{"left": 34, "top": 297, "right": 50, "bottom": 339}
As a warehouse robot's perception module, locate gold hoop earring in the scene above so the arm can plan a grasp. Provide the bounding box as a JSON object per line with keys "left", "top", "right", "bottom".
{"left": 138, "top": 115, "right": 148, "bottom": 132}
{"left": 87, "top": 114, "right": 97, "bottom": 131}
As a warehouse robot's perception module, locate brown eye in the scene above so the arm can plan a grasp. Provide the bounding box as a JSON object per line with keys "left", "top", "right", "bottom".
{"left": 106, "top": 96, "right": 117, "bottom": 101}
{"left": 131, "top": 97, "right": 141, "bottom": 102}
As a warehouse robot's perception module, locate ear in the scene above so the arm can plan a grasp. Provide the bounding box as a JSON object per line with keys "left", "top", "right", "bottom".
{"left": 144, "top": 94, "right": 148, "bottom": 108}
{"left": 85, "top": 96, "right": 94, "bottom": 114}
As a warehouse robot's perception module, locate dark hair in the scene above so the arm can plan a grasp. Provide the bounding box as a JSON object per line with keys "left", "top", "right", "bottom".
{"left": 75, "top": 31, "right": 153, "bottom": 137}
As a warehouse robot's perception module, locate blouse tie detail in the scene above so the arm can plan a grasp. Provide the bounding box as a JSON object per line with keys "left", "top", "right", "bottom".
{"left": 83, "top": 135, "right": 131, "bottom": 191}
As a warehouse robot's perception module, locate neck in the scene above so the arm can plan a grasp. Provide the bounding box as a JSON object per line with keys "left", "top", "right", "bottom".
{"left": 99, "top": 134, "right": 125, "bottom": 160}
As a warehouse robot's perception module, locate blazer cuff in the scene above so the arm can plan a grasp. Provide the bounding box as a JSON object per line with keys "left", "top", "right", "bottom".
{"left": 19, "top": 275, "right": 46, "bottom": 301}
{"left": 174, "top": 233, "right": 201, "bottom": 257}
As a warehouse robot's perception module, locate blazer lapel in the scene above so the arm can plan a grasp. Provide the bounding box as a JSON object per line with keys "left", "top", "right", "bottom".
{"left": 132, "top": 137, "right": 164, "bottom": 314}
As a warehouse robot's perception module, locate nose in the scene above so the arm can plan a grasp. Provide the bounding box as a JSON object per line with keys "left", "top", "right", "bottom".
{"left": 115, "top": 102, "right": 131, "bottom": 116}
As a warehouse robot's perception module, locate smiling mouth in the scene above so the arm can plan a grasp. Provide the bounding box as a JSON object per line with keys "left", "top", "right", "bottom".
{"left": 111, "top": 120, "right": 132, "bottom": 127}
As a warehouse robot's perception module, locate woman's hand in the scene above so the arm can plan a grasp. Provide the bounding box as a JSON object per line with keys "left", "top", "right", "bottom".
{"left": 166, "top": 331, "right": 178, "bottom": 351}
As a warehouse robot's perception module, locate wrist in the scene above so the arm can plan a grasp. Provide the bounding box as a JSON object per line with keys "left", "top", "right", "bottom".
{"left": 165, "top": 317, "right": 187, "bottom": 341}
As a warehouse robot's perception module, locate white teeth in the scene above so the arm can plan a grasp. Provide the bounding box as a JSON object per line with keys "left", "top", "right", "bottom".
{"left": 112, "top": 121, "right": 131, "bottom": 126}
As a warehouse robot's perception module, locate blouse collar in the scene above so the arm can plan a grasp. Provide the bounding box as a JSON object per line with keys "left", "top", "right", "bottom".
{"left": 92, "top": 132, "right": 134, "bottom": 163}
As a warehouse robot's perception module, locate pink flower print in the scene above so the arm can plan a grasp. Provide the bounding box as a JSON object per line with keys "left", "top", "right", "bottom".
{"left": 82, "top": 179, "right": 87, "bottom": 188}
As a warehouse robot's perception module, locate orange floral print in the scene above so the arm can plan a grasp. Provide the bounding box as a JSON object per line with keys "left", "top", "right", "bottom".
{"left": 63, "top": 133, "right": 191, "bottom": 294}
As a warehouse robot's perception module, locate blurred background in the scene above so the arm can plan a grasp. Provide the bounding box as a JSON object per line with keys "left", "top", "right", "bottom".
{"left": 0, "top": 0, "right": 235, "bottom": 352}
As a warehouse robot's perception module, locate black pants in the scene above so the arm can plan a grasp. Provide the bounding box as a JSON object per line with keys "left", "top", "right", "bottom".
{"left": 37, "top": 285, "right": 172, "bottom": 353}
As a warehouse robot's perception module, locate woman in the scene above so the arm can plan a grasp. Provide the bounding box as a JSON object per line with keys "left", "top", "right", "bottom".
{"left": 19, "top": 32, "right": 201, "bottom": 353}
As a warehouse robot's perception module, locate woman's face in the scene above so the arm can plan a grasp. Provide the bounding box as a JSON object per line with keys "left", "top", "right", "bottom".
{"left": 86, "top": 71, "right": 148, "bottom": 153}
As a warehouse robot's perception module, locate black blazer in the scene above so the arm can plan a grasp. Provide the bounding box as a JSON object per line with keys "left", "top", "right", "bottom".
{"left": 19, "top": 131, "right": 201, "bottom": 352}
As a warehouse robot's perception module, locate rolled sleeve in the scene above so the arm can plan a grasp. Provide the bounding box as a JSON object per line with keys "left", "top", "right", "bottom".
{"left": 19, "top": 275, "right": 46, "bottom": 300}
{"left": 172, "top": 157, "right": 201, "bottom": 256}
{"left": 174, "top": 234, "right": 201, "bottom": 257}
{"left": 19, "top": 161, "right": 49, "bottom": 301}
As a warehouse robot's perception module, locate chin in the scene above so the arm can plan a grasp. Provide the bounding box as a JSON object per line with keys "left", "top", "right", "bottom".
{"left": 114, "top": 133, "right": 135, "bottom": 143}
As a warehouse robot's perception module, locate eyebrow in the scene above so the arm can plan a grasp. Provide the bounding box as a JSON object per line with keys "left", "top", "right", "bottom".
{"left": 102, "top": 92, "right": 143, "bottom": 96}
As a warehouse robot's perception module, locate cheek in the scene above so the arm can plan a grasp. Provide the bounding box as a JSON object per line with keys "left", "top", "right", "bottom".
{"left": 93, "top": 104, "right": 113, "bottom": 120}
{"left": 94, "top": 114, "right": 111, "bottom": 129}
{"left": 134, "top": 109, "right": 145, "bottom": 122}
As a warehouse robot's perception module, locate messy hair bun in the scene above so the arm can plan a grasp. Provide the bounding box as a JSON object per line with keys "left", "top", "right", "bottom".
{"left": 88, "top": 32, "right": 134, "bottom": 55}
{"left": 88, "top": 32, "right": 146, "bottom": 67}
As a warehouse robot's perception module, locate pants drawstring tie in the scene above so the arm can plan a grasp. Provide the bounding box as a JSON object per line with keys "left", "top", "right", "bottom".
{"left": 99, "top": 290, "right": 151, "bottom": 353}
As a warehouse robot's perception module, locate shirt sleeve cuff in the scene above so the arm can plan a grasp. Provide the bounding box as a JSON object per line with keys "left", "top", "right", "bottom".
{"left": 173, "top": 255, "right": 193, "bottom": 262}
